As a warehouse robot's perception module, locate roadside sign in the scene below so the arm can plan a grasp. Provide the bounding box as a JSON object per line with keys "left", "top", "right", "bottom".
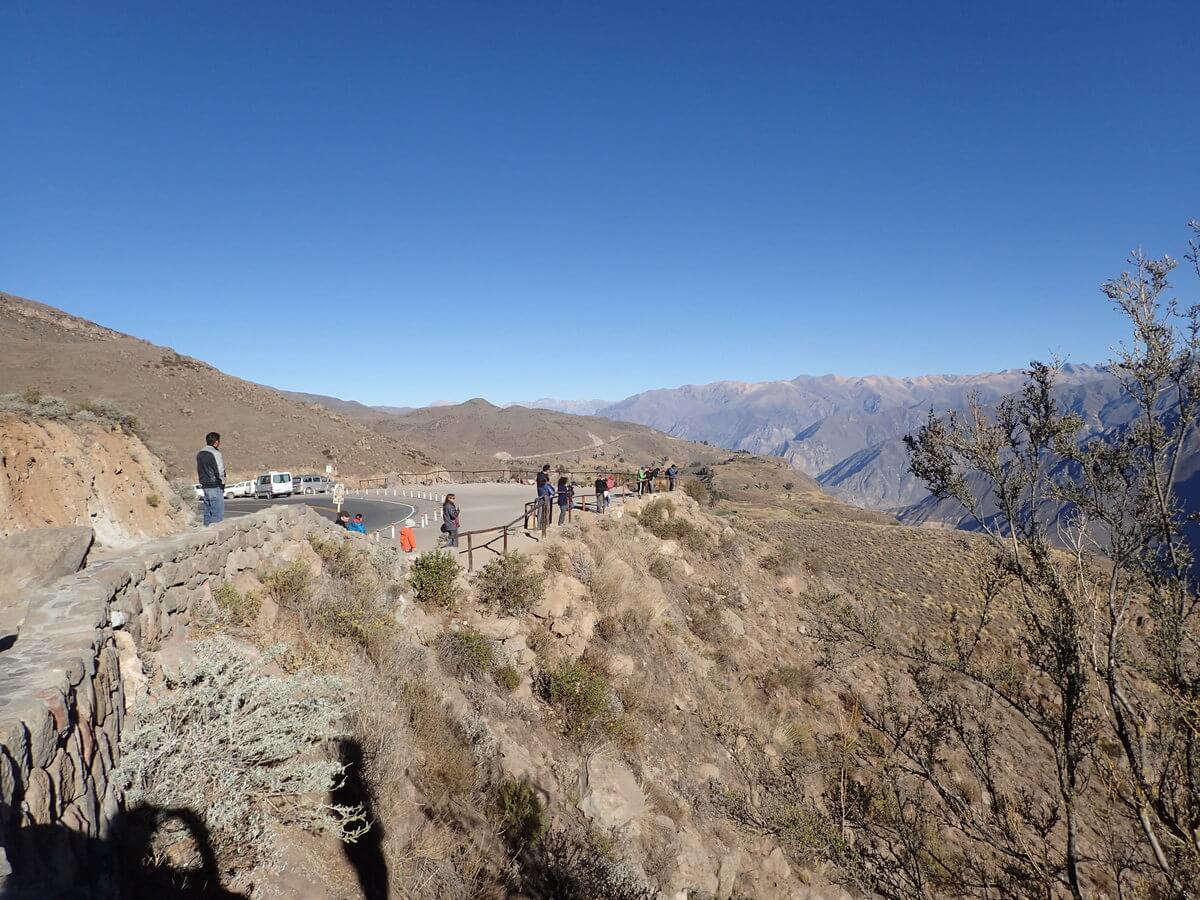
{"left": 326, "top": 464, "right": 334, "bottom": 474}
{"left": 332, "top": 482, "right": 346, "bottom": 512}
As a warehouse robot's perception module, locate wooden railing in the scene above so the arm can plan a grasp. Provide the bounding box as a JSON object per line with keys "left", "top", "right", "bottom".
{"left": 357, "top": 467, "right": 660, "bottom": 490}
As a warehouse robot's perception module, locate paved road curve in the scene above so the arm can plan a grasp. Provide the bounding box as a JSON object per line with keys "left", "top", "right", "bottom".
{"left": 224, "top": 494, "right": 417, "bottom": 534}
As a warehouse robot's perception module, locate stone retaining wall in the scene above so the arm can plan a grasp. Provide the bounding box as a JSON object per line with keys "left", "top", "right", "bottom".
{"left": 0, "top": 505, "right": 336, "bottom": 896}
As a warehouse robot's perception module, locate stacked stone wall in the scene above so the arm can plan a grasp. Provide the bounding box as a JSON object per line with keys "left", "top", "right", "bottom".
{"left": 0, "top": 505, "right": 335, "bottom": 895}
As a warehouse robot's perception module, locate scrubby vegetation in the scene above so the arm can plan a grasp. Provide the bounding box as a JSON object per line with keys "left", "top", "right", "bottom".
{"left": 0, "top": 388, "right": 144, "bottom": 435}
{"left": 636, "top": 497, "right": 706, "bottom": 550}
{"left": 409, "top": 550, "right": 461, "bottom": 607}
{"left": 474, "top": 550, "right": 545, "bottom": 614}
{"left": 535, "top": 659, "right": 626, "bottom": 743}
{"left": 436, "top": 627, "right": 497, "bottom": 678}
{"left": 114, "top": 638, "right": 367, "bottom": 879}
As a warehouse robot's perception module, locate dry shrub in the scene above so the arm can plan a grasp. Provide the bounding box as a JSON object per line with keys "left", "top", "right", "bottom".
{"left": 646, "top": 554, "right": 672, "bottom": 581}
{"left": 535, "top": 659, "right": 626, "bottom": 743}
{"left": 437, "top": 628, "right": 496, "bottom": 679}
{"left": 682, "top": 478, "right": 710, "bottom": 504}
{"left": 114, "top": 638, "right": 366, "bottom": 878}
{"left": 761, "top": 542, "right": 803, "bottom": 576}
{"left": 474, "top": 551, "right": 544, "bottom": 614}
{"left": 403, "top": 680, "right": 479, "bottom": 802}
{"left": 688, "top": 604, "right": 726, "bottom": 644}
{"left": 543, "top": 544, "right": 568, "bottom": 575}
{"left": 212, "top": 581, "right": 260, "bottom": 627}
{"left": 765, "top": 664, "right": 818, "bottom": 698}
{"left": 495, "top": 664, "right": 521, "bottom": 692}
{"left": 492, "top": 778, "right": 547, "bottom": 849}
{"left": 588, "top": 558, "right": 630, "bottom": 613}
{"left": 636, "top": 498, "right": 706, "bottom": 551}
{"left": 261, "top": 560, "right": 314, "bottom": 607}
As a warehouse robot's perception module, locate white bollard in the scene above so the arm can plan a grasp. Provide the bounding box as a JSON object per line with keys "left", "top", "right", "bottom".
{"left": 389, "top": 524, "right": 395, "bottom": 539}
{"left": 373, "top": 532, "right": 379, "bottom": 542}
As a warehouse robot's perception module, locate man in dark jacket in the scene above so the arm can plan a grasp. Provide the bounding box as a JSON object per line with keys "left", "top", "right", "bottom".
{"left": 594, "top": 476, "right": 608, "bottom": 512}
{"left": 666, "top": 464, "right": 679, "bottom": 491}
{"left": 196, "top": 431, "right": 226, "bottom": 526}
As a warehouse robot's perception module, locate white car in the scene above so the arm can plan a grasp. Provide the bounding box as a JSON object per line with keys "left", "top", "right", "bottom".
{"left": 223, "top": 480, "right": 255, "bottom": 499}
{"left": 254, "top": 471, "right": 294, "bottom": 499}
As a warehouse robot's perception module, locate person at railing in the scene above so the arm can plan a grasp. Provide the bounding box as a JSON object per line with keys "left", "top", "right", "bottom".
{"left": 594, "top": 475, "right": 608, "bottom": 512}
{"left": 441, "top": 494, "right": 461, "bottom": 547}
{"left": 537, "top": 474, "right": 555, "bottom": 530}
{"left": 645, "top": 466, "right": 660, "bottom": 494}
{"left": 347, "top": 513, "right": 367, "bottom": 534}
{"left": 556, "top": 477, "right": 574, "bottom": 525}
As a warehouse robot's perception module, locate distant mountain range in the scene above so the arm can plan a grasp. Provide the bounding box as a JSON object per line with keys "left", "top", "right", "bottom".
{"left": 509, "top": 364, "right": 1200, "bottom": 528}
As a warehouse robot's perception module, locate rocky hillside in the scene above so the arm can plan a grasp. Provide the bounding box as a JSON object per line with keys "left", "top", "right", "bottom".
{"left": 0, "top": 403, "right": 192, "bottom": 546}
{"left": 0, "top": 292, "right": 437, "bottom": 480}
{"left": 75, "top": 451, "right": 1173, "bottom": 898}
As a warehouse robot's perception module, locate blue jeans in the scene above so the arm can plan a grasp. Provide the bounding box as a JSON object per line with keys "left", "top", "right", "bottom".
{"left": 202, "top": 487, "right": 225, "bottom": 526}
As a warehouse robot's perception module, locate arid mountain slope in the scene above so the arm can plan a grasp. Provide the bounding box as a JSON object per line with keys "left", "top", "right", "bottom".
{"left": 0, "top": 292, "right": 437, "bottom": 479}
{"left": 365, "top": 398, "right": 729, "bottom": 472}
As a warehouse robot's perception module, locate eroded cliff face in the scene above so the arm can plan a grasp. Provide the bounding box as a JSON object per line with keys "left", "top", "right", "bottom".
{"left": 0, "top": 414, "right": 191, "bottom": 547}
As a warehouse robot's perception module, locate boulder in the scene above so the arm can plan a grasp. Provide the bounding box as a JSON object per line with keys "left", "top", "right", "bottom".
{"left": 578, "top": 752, "right": 645, "bottom": 829}
{"left": 0, "top": 528, "right": 94, "bottom": 609}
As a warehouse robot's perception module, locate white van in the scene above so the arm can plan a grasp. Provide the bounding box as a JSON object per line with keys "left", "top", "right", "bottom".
{"left": 254, "top": 471, "right": 294, "bottom": 499}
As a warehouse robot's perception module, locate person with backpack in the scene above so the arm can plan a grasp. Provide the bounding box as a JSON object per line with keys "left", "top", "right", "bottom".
{"left": 441, "top": 494, "right": 461, "bottom": 547}
{"left": 196, "top": 431, "right": 226, "bottom": 526}
{"left": 594, "top": 475, "right": 608, "bottom": 512}
{"left": 556, "top": 477, "right": 573, "bottom": 525}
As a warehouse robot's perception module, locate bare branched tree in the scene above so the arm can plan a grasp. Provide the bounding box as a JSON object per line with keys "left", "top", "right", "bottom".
{"left": 814, "top": 221, "right": 1200, "bottom": 899}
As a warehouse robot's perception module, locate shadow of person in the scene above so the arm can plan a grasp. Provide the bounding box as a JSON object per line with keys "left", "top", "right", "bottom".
{"left": 332, "top": 739, "right": 388, "bottom": 900}
{"left": 0, "top": 801, "right": 246, "bottom": 899}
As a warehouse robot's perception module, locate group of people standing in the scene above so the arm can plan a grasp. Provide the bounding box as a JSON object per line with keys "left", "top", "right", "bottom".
{"left": 636, "top": 463, "right": 679, "bottom": 496}
{"left": 535, "top": 465, "right": 584, "bottom": 528}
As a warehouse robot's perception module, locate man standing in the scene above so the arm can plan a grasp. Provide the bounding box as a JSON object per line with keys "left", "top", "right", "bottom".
{"left": 666, "top": 463, "right": 679, "bottom": 492}
{"left": 196, "top": 431, "right": 226, "bottom": 526}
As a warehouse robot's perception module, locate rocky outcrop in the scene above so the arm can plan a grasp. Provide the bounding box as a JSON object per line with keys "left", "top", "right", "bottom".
{"left": 0, "top": 506, "right": 337, "bottom": 896}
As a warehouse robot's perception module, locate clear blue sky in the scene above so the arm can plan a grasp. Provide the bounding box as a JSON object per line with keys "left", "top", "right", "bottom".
{"left": 3, "top": 1, "right": 1197, "bottom": 407}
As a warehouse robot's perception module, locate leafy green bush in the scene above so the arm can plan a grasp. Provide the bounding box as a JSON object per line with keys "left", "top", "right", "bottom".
{"left": 114, "top": 638, "right": 367, "bottom": 873}
{"left": 535, "top": 660, "right": 621, "bottom": 741}
{"left": 144, "top": 493, "right": 160, "bottom": 508}
{"left": 410, "top": 550, "right": 461, "bottom": 608}
{"left": 308, "top": 533, "right": 361, "bottom": 580}
{"left": 493, "top": 778, "right": 547, "bottom": 848}
{"left": 437, "top": 628, "right": 496, "bottom": 678}
{"left": 474, "top": 551, "right": 544, "bottom": 614}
